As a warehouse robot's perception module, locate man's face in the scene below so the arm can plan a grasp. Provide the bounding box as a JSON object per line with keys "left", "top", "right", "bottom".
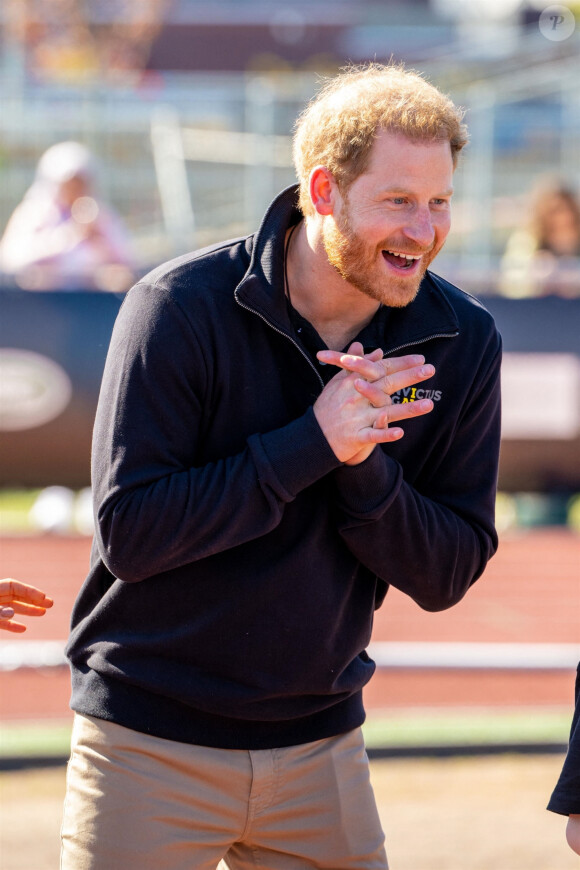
{"left": 322, "top": 130, "right": 454, "bottom": 308}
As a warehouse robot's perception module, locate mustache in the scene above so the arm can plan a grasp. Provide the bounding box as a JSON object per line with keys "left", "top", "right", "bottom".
{"left": 379, "top": 240, "right": 434, "bottom": 256}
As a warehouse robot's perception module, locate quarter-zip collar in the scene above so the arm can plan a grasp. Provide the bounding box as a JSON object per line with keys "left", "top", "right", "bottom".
{"left": 235, "top": 184, "right": 461, "bottom": 355}
{"left": 235, "top": 186, "right": 301, "bottom": 336}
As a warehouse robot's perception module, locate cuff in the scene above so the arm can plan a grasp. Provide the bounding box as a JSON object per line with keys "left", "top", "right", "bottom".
{"left": 333, "top": 448, "right": 402, "bottom": 517}
{"left": 251, "top": 407, "right": 342, "bottom": 498}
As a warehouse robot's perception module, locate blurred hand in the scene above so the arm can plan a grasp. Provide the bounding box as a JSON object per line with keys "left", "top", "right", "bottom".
{"left": 0, "top": 579, "right": 54, "bottom": 633}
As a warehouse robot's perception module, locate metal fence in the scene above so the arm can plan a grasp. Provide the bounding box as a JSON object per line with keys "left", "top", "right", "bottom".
{"left": 0, "top": 52, "right": 578, "bottom": 277}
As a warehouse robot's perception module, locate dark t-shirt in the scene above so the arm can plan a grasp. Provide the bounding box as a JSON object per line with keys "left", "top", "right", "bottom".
{"left": 548, "top": 663, "right": 580, "bottom": 816}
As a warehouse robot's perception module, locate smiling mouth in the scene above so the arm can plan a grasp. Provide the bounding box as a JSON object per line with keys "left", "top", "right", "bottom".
{"left": 382, "top": 250, "right": 422, "bottom": 270}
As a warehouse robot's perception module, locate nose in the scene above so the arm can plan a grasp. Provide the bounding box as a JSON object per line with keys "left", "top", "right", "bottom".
{"left": 403, "top": 207, "right": 436, "bottom": 250}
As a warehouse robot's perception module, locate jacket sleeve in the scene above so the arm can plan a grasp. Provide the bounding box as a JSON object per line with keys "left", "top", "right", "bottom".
{"left": 331, "top": 335, "right": 502, "bottom": 612}
{"left": 91, "top": 282, "right": 340, "bottom": 583}
{"left": 547, "top": 663, "right": 580, "bottom": 816}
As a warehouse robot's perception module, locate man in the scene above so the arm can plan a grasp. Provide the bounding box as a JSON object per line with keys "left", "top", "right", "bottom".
{"left": 62, "top": 63, "right": 501, "bottom": 869}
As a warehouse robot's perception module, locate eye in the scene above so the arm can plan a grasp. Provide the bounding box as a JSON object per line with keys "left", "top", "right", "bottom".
{"left": 390, "top": 197, "right": 407, "bottom": 205}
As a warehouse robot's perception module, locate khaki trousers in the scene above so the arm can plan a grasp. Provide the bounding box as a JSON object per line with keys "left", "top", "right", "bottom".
{"left": 61, "top": 713, "right": 388, "bottom": 870}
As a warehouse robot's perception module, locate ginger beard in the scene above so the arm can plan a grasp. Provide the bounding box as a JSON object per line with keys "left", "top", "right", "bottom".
{"left": 322, "top": 197, "right": 441, "bottom": 309}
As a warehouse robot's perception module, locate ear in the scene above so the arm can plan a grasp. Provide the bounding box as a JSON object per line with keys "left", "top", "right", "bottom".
{"left": 309, "top": 166, "right": 338, "bottom": 216}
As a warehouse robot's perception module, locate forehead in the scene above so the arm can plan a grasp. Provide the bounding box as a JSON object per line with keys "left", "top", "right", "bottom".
{"left": 361, "top": 129, "right": 454, "bottom": 191}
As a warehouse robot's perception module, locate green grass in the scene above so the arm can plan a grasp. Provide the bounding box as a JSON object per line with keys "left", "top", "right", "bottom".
{"left": 362, "top": 708, "right": 572, "bottom": 749}
{"left": 0, "top": 489, "right": 42, "bottom": 533}
{"left": 0, "top": 721, "right": 72, "bottom": 758}
{"left": 0, "top": 709, "right": 571, "bottom": 760}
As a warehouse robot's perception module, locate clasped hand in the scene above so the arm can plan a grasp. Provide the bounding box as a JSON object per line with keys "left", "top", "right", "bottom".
{"left": 313, "top": 341, "right": 435, "bottom": 465}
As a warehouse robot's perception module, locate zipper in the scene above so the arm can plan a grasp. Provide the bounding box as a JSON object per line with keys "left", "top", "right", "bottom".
{"left": 237, "top": 293, "right": 458, "bottom": 384}
{"left": 384, "top": 331, "right": 459, "bottom": 356}
{"left": 235, "top": 296, "right": 325, "bottom": 389}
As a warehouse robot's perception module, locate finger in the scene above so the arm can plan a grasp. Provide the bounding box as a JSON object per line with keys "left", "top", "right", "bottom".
{"left": 379, "top": 363, "right": 435, "bottom": 397}
{"left": 354, "top": 379, "right": 391, "bottom": 408}
{"left": 0, "top": 580, "right": 53, "bottom": 608}
{"left": 316, "top": 352, "right": 385, "bottom": 380}
{"left": 375, "top": 398, "right": 434, "bottom": 428}
{"left": 317, "top": 350, "right": 426, "bottom": 382}
{"left": 334, "top": 360, "right": 434, "bottom": 396}
{"left": 0, "top": 618, "right": 28, "bottom": 633}
{"left": 333, "top": 347, "right": 386, "bottom": 383}
{"left": 380, "top": 354, "right": 426, "bottom": 375}
{"left": 344, "top": 343, "right": 385, "bottom": 364}
{"left": 357, "top": 425, "right": 405, "bottom": 445}
{"left": 320, "top": 348, "right": 385, "bottom": 381}
{"left": 8, "top": 602, "right": 49, "bottom": 617}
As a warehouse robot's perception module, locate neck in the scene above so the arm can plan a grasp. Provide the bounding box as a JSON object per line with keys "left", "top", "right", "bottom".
{"left": 285, "top": 219, "right": 380, "bottom": 351}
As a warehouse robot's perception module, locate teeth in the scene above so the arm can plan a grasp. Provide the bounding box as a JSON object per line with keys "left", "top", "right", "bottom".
{"left": 386, "top": 251, "right": 421, "bottom": 261}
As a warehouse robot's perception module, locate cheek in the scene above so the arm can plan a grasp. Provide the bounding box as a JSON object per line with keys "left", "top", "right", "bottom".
{"left": 346, "top": 204, "right": 396, "bottom": 236}
{"left": 434, "top": 214, "right": 451, "bottom": 243}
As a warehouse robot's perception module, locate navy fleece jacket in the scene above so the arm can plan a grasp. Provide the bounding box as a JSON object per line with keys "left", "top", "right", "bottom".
{"left": 66, "top": 185, "right": 502, "bottom": 749}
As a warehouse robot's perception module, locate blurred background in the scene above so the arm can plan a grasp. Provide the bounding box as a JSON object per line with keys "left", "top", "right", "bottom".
{"left": 0, "top": 2, "right": 579, "bottom": 868}
{"left": 0, "top": 0, "right": 579, "bottom": 498}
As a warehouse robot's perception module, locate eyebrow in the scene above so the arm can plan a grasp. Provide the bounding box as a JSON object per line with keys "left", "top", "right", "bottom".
{"left": 380, "top": 187, "right": 454, "bottom": 197}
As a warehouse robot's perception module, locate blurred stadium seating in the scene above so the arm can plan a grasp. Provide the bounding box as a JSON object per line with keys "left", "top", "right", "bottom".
{"left": 0, "top": 0, "right": 578, "bottom": 271}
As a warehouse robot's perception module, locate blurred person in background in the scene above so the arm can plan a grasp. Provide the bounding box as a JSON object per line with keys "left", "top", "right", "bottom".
{"left": 0, "top": 141, "right": 135, "bottom": 292}
{"left": 500, "top": 178, "right": 580, "bottom": 298}
{"left": 0, "top": 578, "right": 53, "bottom": 633}
{"left": 61, "top": 63, "right": 501, "bottom": 869}
{"left": 548, "top": 661, "right": 580, "bottom": 856}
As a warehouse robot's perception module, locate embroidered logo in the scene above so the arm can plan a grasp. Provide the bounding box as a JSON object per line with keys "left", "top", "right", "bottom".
{"left": 390, "top": 386, "right": 442, "bottom": 404}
